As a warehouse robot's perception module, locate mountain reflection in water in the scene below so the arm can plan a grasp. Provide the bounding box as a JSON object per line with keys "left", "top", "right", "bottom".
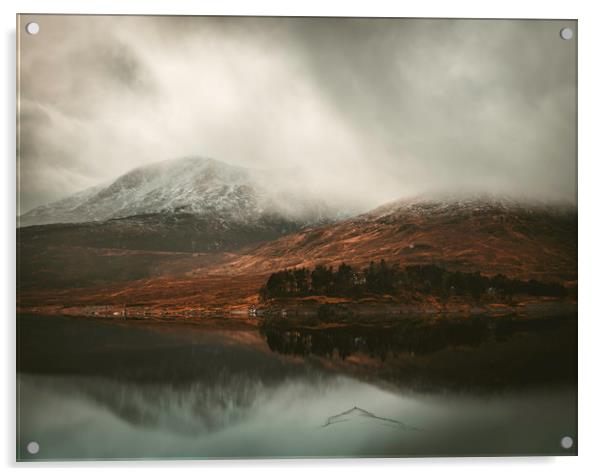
{"left": 17, "top": 314, "right": 576, "bottom": 460}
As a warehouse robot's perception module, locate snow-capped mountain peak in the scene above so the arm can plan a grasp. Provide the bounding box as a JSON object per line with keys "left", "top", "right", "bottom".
{"left": 19, "top": 156, "right": 335, "bottom": 227}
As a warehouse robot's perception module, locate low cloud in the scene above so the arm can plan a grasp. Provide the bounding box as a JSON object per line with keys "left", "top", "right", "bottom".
{"left": 18, "top": 16, "right": 577, "bottom": 213}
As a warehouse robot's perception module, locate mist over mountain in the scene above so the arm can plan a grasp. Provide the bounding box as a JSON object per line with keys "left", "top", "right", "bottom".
{"left": 221, "top": 194, "right": 577, "bottom": 284}
{"left": 19, "top": 17, "right": 577, "bottom": 214}
{"left": 19, "top": 157, "right": 341, "bottom": 228}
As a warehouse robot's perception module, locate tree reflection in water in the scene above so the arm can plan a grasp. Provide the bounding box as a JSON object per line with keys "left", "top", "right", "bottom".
{"left": 260, "top": 315, "right": 571, "bottom": 361}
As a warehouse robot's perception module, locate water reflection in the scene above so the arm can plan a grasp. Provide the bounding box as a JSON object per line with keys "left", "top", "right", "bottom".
{"left": 261, "top": 315, "right": 573, "bottom": 361}
{"left": 17, "top": 314, "right": 577, "bottom": 460}
{"left": 262, "top": 317, "right": 491, "bottom": 360}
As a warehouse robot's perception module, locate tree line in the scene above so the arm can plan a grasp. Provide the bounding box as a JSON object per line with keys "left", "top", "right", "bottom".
{"left": 259, "top": 260, "right": 566, "bottom": 301}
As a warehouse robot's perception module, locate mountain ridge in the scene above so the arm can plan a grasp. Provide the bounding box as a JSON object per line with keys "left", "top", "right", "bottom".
{"left": 18, "top": 156, "right": 338, "bottom": 228}
{"left": 18, "top": 194, "right": 577, "bottom": 295}
{"left": 218, "top": 195, "right": 578, "bottom": 284}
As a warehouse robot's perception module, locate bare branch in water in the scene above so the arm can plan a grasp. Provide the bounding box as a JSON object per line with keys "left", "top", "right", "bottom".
{"left": 321, "top": 406, "right": 421, "bottom": 431}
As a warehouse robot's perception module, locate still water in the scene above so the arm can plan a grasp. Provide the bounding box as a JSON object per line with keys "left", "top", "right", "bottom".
{"left": 17, "top": 314, "right": 577, "bottom": 460}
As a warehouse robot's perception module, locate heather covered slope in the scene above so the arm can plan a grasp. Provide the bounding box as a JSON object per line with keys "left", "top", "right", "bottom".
{"left": 222, "top": 197, "right": 577, "bottom": 284}
{"left": 17, "top": 196, "right": 577, "bottom": 314}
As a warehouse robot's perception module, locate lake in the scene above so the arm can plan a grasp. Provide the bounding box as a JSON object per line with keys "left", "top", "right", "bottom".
{"left": 17, "top": 313, "right": 577, "bottom": 460}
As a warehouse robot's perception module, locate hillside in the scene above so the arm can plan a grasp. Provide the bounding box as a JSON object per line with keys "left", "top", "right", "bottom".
{"left": 220, "top": 197, "right": 577, "bottom": 284}
{"left": 17, "top": 196, "right": 577, "bottom": 315}
{"left": 18, "top": 212, "right": 306, "bottom": 255}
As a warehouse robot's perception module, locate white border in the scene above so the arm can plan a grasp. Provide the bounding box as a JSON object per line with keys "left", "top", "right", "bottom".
{"left": 3, "top": 1, "right": 601, "bottom": 475}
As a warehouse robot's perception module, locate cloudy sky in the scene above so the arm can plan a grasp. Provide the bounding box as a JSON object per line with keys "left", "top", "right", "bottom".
{"left": 18, "top": 15, "right": 576, "bottom": 213}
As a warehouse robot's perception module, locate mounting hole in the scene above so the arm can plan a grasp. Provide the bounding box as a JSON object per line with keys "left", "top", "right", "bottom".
{"left": 25, "top": 22, "right": 40, "bottom": 35}
{"left": 559, "top": 27, "right": 573, "bottom": 40}
{"left": 561, "top": 436, "right": 574, "bottom": 449}
{"left": 26, "top": 441, "right": 40, "bottom": 454}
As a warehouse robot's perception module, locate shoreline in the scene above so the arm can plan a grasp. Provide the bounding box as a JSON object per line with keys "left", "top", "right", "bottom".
{"left": 17, "top": 296, "right": 577, "bottom": 323}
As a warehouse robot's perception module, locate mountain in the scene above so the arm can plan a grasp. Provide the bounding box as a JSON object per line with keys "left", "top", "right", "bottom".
{"left": 18, "top": 212, "right": 307, "bottom": 255}
{"left": 221, "top": 195, "right": 578, "bottom": 284}
{"left": 18, "top": 184, "right": 107, "bottom": 227}
{"left": 19, "top": 157, "right": 336, "bottom": 227}
{"left": 18, "top": 195, "right": 577, "bottom": 311}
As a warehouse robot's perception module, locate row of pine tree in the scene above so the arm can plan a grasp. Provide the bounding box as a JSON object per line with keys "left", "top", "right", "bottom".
{"left": 259, "top": 260, "right": 566, "bottom": 301}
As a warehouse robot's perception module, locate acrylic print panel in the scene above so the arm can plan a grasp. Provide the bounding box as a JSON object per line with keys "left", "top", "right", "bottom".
{"left": 16, "top": 15, "right": 577, "bottom": 460}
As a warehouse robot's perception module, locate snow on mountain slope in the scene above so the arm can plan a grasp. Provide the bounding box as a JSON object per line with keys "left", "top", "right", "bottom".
{"left": 19, "top": 157, "right": 336, "bottom": 227}
{"left": 362, "top": 193, "right": 576, "bottom": 223}
{"left": 18, "top": 184, "right": 107, "bottom": 227}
